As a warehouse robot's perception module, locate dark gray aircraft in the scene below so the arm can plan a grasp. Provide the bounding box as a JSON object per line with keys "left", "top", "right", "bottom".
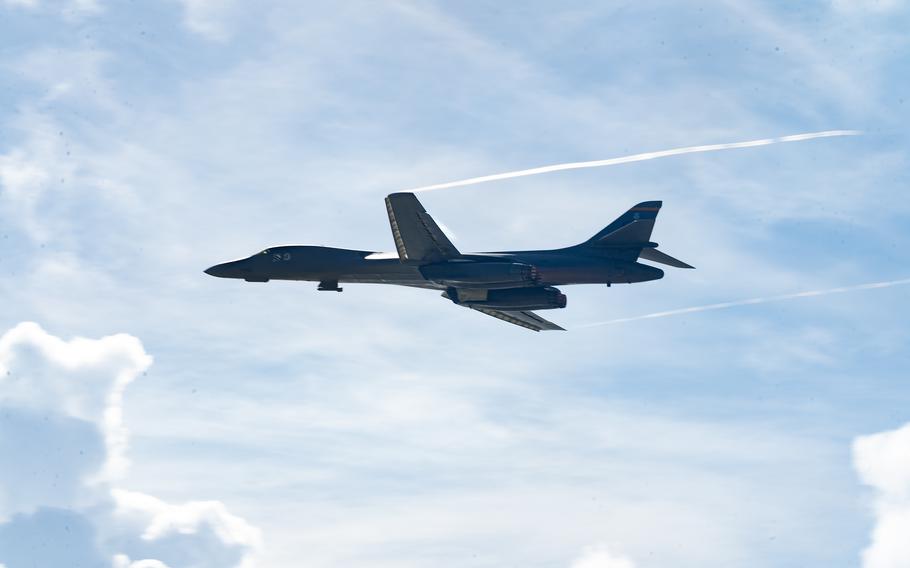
{"left": 205, "top": 193, "right": 693, "bottom": 331}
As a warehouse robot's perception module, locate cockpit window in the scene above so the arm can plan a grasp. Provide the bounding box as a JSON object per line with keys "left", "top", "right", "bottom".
{"left": 261, "top": 249, "right": 270, "bottom": 254}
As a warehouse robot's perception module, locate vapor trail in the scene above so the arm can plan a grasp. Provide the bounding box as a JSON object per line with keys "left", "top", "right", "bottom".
{"left": 577, "top": 278, "right": 910, "bottom": 328}
{"left": 408, "top": 130, "right": 861, "bottom": 193}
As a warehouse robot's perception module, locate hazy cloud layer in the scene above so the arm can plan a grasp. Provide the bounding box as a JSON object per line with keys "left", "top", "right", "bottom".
{"left": 0, "top": 1, "right": 908, "bottom": 567}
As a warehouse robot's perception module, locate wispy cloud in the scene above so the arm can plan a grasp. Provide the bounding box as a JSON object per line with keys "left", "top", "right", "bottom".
{"left": 175, "top": 0, "right": 239, "bottom": 41}
{"left": 2, "top": 0, "right": 38, "bottom": 8}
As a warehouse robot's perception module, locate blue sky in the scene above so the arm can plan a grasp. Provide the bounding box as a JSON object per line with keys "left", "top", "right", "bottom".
{"left": 1, "top": 1, "right": 909, "bottom": 567}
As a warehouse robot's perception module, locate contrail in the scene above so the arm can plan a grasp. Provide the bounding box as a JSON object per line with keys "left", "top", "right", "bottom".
{"left": 577, "top": 277, "right": 910, "bottom": 328}
{"left": 408, "top": 130, "right": 861, "bottom": 193}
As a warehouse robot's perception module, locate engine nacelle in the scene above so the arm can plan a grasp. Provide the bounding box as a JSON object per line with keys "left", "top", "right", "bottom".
{"left": 445, "top": 286, "right": 567, "bottom": 311}
{"left": 420, "top": 262, "right": 540, "bottom": 288}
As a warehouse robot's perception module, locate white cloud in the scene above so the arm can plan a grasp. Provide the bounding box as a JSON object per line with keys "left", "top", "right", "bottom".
{"left": 68, "top": 0, "right": 100, "bottom": 13}
{"left": 0, "top": 110, "right": 94, "bottom": 243}
{"left": 0, "top": 322, "right": 259, "bottom": 568}
{"left": 0, "top": 321, "right": 151, "bottom": 480}
{"left": 1, "top": 0, "right": 102, "bottom": 16}
{"left": 0, "top": 148, "right": 53, "bottom": 241}
{"left": 831, "top": 0, "right": 905, "bottom": 13}
{"left": 112, "top": 489, "right": 261, "bottom": 552}
{"left": 8, "top": 48, "right": 117, "bottom": 109}
{"left": 2, "top": 0, "right": 38, "bottom": 8}
{"left": 853, "top": 422, "right": 910, "bottom": 568}
{"left": 175, "top": 0, "right": 238, "bottom": 40}
{"left": 113, "top": 557, "right": 171, "bottom": 568}
{"left": 571, "top": 545, "right": 636, "bottom": 568}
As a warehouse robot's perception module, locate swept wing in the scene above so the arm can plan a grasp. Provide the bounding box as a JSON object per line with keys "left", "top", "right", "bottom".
{"left": 385, "top": 192, "right": 460, "bottom": 263}
{"left": 469, "top": 306, "right": 565, "bottom": 332}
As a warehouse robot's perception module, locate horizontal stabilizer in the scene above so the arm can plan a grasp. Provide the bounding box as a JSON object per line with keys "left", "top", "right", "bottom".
{"left": 639, "top": 247, "right": 695, "bottom": 269}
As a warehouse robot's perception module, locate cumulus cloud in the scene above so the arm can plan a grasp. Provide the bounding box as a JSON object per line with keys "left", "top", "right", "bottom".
{"left": 108, "top": 489, "right": 261, "bottom": 568}
{"left": 0, "top": 322, "right": 260, "bottom": 568}
{"left": 853, "top": 422, "right": 910, "bottom": 568}
{"left": 113, "top": 558, "right": 171, "bottom": 568}
{"left": 0, "top": 321, "right": 151, "bottom": 480}
{"left": 570, "top": 545, "right": 636, "bottom": 568}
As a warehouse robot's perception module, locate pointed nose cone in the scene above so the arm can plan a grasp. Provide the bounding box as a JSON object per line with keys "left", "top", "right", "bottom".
{"left": 204, "top": 264, "right": 226, "bottom": 277}
{"left": 205, "top": 261, "right": 244, "bottom": 278}
{"left": 205, "top": 258, "right": 267, "bottom": 281}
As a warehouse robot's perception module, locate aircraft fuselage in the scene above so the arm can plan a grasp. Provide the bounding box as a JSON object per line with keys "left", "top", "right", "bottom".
{"left": 204, "top": 244, "right": 664, "bottom": 289}
{"left": 205, "top": 194, "right": 691, "bottom": 331}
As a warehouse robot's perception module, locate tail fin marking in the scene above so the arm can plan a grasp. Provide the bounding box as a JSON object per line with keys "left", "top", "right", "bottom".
{"left": 585, "top": 201, "right": 661, "bottom": 246}
{"left": 580, "top": 200, "right": 694, "bottom": 269}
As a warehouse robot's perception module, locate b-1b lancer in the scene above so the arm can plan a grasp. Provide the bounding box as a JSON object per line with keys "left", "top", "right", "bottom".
{"left": 205, "top": 193, "right": 693, "bottom": 331}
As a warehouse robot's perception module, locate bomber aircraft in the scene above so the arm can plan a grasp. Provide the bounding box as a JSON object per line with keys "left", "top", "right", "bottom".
{"left": 205, "top": 193, "right": 693, "bottom": 331}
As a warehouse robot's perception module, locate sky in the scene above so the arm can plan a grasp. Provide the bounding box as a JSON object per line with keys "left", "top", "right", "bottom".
{"left": 0, "top": 1, "right": 909, "bottom": 567}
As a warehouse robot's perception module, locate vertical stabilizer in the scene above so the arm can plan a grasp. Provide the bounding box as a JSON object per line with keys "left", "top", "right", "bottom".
{"left": 581, "top": 201, "right": 694, "bottom": 268}
{"left": 585, "top": 201, "right": 662, "bottom": 246}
